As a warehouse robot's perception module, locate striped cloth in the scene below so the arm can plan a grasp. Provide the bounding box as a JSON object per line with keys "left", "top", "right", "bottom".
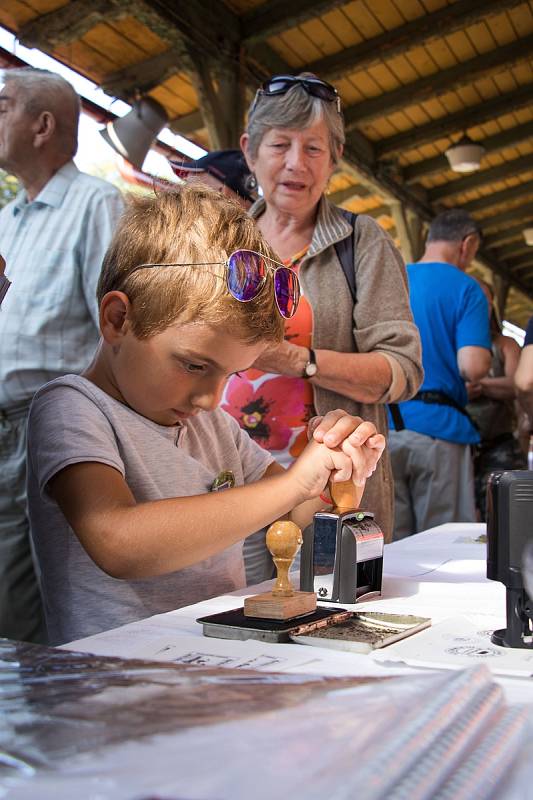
{"left": 0, "top": 160, "right": 124, "bottom": 408}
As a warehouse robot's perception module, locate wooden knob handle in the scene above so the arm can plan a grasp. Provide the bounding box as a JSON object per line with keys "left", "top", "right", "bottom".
{"left": 328, "top": 478, "right": 365, "bottom": 510}
{"left": 266, "top": 520, "right": 303, "bottom": 597}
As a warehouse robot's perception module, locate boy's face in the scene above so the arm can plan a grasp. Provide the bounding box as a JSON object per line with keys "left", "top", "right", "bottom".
{"left": 111, "top": 320, "right": 269, "bottom": 426}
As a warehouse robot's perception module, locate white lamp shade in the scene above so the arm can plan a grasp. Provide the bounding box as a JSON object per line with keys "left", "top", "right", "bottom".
{"left": 523, "top": 227, "right": 533, "bottom": 246}
{"left": 445, "top": 137, "right": 485, "bottom": 173}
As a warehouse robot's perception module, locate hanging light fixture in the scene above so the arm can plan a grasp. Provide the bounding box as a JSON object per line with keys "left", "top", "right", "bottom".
{"left": 100, "top": 96, "right": 168, "bottom": 170}
{"left": 445, "top": 134, "right": 485, "bottom": 173}
{"left": 523, "top": 227, "right": 533, "bottom": 246}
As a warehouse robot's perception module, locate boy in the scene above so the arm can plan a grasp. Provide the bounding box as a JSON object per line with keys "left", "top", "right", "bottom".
{"left": 27, "top": 185, "right": 384, "bottom": 645}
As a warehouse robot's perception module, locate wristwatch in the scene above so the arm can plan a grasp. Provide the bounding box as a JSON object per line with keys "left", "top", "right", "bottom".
{"left": 303, "top": 347, "right": 318, "bottom": 378}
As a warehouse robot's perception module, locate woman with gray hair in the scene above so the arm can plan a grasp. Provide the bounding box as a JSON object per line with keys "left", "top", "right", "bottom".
{"left": 223, "top": 74, "right": 423, "bottom": 549}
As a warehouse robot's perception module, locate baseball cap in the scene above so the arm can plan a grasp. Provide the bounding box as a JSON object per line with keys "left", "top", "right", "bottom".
{"left": 169, "top": 149, "right": 257, "bottom": 203}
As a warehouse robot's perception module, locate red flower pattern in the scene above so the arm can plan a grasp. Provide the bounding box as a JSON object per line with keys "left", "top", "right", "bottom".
{"left": 223, "top": 376, "right": 307, "bottom": 451}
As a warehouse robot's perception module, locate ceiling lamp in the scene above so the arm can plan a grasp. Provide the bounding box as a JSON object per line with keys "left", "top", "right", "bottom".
{"left": 445, "top": 134, "right": 485, "bottom": 173}
{"left": 100, "top": 96, "right": 168, "bottom": 170}
{"left": 523, "top": 228, "right": 533, "bottom": 246}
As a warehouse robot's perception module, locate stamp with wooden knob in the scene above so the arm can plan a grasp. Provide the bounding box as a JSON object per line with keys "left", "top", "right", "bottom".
{"left": 328, "top": 478, "right": 364, "bottom": 511}
{"left": 244, "top": 520, "right": 317, "bottom": 620}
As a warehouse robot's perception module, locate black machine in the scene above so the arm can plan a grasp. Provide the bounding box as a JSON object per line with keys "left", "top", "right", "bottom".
{"left": 300, "top": 509, "right": 383, "bottom": 604}
{"left": 486, "top": 470, "right": 533, "bottom": 649}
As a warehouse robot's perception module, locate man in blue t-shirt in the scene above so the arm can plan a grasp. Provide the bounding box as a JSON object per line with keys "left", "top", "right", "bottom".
{"left": 388, "top": 209, "right": 492, "bottom": 539}
{"left": 515, "top": 315, "right": 533, "bottom": 424}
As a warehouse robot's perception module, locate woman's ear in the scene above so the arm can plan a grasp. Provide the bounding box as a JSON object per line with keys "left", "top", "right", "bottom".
{"left": 240, "top": 133, "right": 254, "bottom": 171}
{"left": 99, "top": 291, "right": 132, "bottom": 345}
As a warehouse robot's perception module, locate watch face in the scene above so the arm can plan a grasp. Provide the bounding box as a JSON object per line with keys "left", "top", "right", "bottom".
{"left": 305, "top": 362, "right": 318, "bottom": 377}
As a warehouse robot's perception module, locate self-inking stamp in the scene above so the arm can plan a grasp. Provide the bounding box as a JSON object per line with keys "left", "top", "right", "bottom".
{"left": 300, "top": 479, "right": 384, "bottom": 604}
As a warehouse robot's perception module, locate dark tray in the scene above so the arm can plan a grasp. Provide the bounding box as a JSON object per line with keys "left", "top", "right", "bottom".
{"left": 197, "top": 606, "right": 350, "bottom": 644}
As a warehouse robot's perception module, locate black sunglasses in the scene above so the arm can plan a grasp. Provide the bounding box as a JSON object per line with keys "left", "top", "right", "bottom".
{"left": 250, "top": 75, "right": 341, "bottom": 116}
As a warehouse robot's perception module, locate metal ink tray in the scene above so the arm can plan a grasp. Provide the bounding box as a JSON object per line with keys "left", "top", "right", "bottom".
{"left": 197, "top": 606, "right": 351, "bottom": 644}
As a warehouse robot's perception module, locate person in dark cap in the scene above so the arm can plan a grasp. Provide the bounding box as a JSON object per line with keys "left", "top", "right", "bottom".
{"left": 169, "top": 149, "right": 257, "bottom": 209}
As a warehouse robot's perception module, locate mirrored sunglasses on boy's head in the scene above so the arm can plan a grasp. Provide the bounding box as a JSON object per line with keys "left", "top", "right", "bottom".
{"left": 116, "top": 249, "right": 300, "bottom": 320}
{"left": 250, "top": 74, "right": 342, "bottom": 116}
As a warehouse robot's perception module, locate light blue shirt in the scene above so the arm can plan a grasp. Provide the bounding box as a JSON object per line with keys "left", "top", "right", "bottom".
{"left": 0, "top": 161, "right": 124, "bottom": 407}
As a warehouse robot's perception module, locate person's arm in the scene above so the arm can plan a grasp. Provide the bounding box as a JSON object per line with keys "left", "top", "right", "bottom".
{"left": 48, "top": 413, "right": 384, "bottom": 581}
{"left": 251, "top": 342, "right": 392, "bottom": 403}
{"left": 251, "top": 216, "right": 423, "bottom": 404}
{"left": 472, "top": 336, "right": 521, "bottom": 400}
{"left": 515, "top": 344, "right": 533, "bottom": 421}
{"left": 457, "top": 345, "right": 492, "bottom": 383}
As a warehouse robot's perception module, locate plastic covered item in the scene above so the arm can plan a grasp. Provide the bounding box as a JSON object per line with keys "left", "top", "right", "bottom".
{"left": 0, "top": 639, "right": 528, "bottom": 800}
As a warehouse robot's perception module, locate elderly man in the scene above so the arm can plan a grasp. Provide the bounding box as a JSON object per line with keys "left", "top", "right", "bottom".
{"left": 388, "top": 209, "right": 492, "bottom": 539}
{"left": 0, "top": 67, "right": 124, "bottom": 642}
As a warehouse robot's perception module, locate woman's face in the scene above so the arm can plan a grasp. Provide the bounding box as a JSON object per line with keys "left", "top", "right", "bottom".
{"left": 242, "top": 118, "right": 336, "bottom": 217}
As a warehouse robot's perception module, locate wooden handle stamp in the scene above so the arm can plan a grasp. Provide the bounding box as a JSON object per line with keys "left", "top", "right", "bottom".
{"left": 244, "top": 520, "right": 317, "bottom": 620}
{"left": 328, "top": 478, "right": 365, "bottom": 510}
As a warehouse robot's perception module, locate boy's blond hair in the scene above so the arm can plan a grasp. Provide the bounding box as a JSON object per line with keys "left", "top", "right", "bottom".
{"left": 97, "top": 184, "right": 285, "bottom": 343}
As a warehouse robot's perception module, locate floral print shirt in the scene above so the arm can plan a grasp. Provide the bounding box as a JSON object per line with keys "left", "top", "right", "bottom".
{"left": 222, "top": 247, "right": 315, "bottom": 469}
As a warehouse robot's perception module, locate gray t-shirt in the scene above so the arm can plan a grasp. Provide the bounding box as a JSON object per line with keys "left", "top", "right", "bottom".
{"left": 27, "top": 375, "right": 274, "bottom": 645}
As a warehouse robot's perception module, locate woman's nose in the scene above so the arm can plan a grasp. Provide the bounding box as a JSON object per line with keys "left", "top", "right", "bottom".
{"left": 285, "top": 141, "right": 304, "bottom": 170}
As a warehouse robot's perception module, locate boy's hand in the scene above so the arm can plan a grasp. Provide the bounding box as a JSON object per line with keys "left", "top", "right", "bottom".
{"left": 308, "top": 409, "right": 385, "bottom": 487}
{"left": 288, "top": 438, "right": 354, "bottom": 499}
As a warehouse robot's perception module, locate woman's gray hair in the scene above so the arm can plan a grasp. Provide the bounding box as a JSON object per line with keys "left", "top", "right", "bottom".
{"left": 245, "top": 75, "right": 345, "bottom": 165}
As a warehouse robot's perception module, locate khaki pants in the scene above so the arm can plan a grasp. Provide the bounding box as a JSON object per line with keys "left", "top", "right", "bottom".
{"left": 389, "top": 429, "right": 476, "bottom": 541}
{"left": 0, "top": 405, "right": 47, "bottom": 642}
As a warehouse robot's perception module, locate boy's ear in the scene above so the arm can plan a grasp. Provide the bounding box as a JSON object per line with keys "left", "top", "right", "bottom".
{"left": 99, "top": 291, "right": 132, "bottom": 343}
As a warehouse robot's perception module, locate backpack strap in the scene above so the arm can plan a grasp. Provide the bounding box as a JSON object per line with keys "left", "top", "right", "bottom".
{"left": 333, "top": 207, "right": 405, "bottom": 432}
{"left": 334, "top": 209, "right": 357, "bottom": 304}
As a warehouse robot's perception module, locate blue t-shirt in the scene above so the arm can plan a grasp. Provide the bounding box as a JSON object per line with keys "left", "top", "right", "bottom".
{"left": 524, "top": 316, "right": 533, "bottom": 347}
{"left": 388, "top": 261, "right": 491, "bottom": 444}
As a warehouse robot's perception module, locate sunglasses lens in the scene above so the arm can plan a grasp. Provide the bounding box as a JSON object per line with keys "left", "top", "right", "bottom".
{"left": 275, "top": 267, "right": 300, "bottom": 319}
{"left": 227, "top": 250, "right": 266, "bottom": 301}
{"left": 262, "top": 76, "right": 296, "bottom": 95}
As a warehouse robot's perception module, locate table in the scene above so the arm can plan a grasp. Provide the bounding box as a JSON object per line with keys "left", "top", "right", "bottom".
{"left": 5, "top": 524, "right": 532, "bottom": 800}
{"left": 67, "top": 523, "right": 533, "bottom": 703}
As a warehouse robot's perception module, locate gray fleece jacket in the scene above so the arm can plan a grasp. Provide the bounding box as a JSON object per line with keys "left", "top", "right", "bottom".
{"left": 250, "top": 196, "right": 423, "bottom": 540}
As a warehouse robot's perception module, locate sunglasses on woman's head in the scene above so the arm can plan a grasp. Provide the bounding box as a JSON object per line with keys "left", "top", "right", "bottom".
{"left": 250, "top": 75, "right": 341, "bottom": 116}
{"left": 118, "top": 249, "right": 300, "bottom": 320}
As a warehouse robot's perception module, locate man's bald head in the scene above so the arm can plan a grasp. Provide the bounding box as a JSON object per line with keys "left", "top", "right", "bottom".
{"left": 1, "top": 67, "right": 80, "bottom": 158}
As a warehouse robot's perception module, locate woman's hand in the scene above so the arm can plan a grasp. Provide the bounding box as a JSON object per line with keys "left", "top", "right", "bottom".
{"left": 251, "top": 341, "right": 309, "bottom": 377}
{"left": 308, "top": 409, "right": 385, "bottom": 487}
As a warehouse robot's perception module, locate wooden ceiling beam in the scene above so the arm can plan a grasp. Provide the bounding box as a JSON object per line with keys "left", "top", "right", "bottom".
{"left": 344, "top": 35, "right": 533, "bottom": 130}
{"left": 102, "top": 49, "right": 184, "bottom": 96}
{"left": 496, "top": 241, "right": 533, "bottom": 259}
{"left": 375, "top": 84, "right": 533, "bottom": 158}
{"left": 403, "top": 120, "right": 533, "bottom": 184}
{"left": 429, "top": 154, "right": 533, "bottom": 202}
{"left": 481, "top": 204, "right": 533, "bottom": 231}
{"left": 18, "top": 0, "right": 126, "bottom": 48}
{"left": 460, "top": 181, "right": 533, "bottom": 215}
{"left": 300, "top": 0, "right": 524, "bottom": 83}
{"left": 241, "top": 0, "right": 350, "bottom": 45}
{"left": 327, "top": 185, "right": 374, "bottom": 204}
{"left": 484, "top": 224, "right": 532, "bottom": 248}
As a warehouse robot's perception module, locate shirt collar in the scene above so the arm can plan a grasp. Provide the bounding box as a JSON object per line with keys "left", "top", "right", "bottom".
{"left": 248, "top": 195, "right": 353, "bottom": 258}
{"left": 12, "top": 160, "right": 79, "bottom": 214}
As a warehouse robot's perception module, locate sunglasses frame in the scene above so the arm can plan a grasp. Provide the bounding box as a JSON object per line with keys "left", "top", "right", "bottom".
{"left": 250, "top": 75, "right": 342, "bottom": 116}
{"left": 116, "top": 249, "right": 300, "bottom": 319}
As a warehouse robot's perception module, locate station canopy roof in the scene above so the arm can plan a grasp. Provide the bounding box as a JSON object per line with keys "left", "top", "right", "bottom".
{"left": 1, "top": 0, "right": 532, "bottom": 326}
